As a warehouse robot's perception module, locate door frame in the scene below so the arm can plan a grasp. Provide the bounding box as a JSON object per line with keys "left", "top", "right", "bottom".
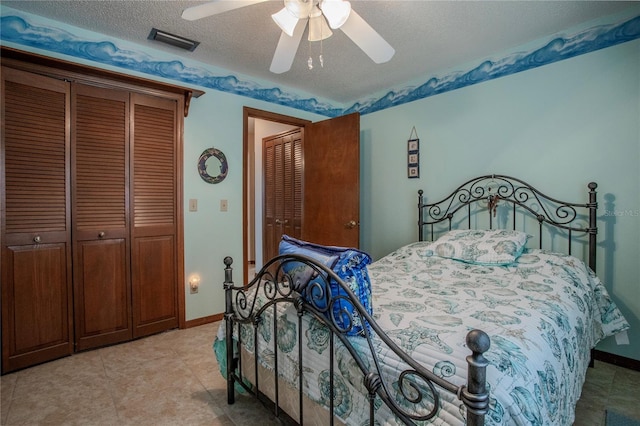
{"left": 242, "top": 107, "right": 311, "bottom": 284}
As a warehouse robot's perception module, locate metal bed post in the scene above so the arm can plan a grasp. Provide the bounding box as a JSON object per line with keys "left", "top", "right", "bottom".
{"left": 418, "top": 189, "right": 424, "bottom": 241}
{"left": 587, "top": 182, "right": 598, "bottom": 273}
{"left": 223, "top": 256, "right": 236, "bottom": 404}
{"left": 587, "top": 182, "right": 598, "bottom": 368}
{"left": 464, "top": 330, "right": 490, "bottom": 426}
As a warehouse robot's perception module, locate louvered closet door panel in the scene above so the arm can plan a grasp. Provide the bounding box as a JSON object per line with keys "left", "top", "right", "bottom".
{"left": 263, "top": 141, "right": 277, "bottom": 263}
{"left": 1, "top": 67, "right": 73, "bottom": 373}
{"left": 2, "top": 69, "right": 69, "bottom": 240}
{"left": 282, "top": 137, "right": 293, "bottom": 238}
{"left": 291, "top": 130, "right": 303, "bottom": 239}
{"left": 72, "top": 83, "right": 132, "bottom": 351}
{"left": 131, "top": 93, "right": 179, "bottom": 338}
{"left": 261, "top": 128, "right": 303, "bottom": 266}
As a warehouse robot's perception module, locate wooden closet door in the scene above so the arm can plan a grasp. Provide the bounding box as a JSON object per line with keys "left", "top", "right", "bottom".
{"left": 263, "top": 128, "right": 303, "bottom": 263}
{"left": 130, "top": 93, "right": 180, "bottom": 338}
{"left": 1, "top": 67, "right": 73, "bottom": 373}
{"left": 72, "top": 83, "right": 132, "bottom": 351}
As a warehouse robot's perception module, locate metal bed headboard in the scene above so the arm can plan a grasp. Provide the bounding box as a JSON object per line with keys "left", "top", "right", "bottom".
{"left": 418, "top": 175, "right": 598, "bottom": 272}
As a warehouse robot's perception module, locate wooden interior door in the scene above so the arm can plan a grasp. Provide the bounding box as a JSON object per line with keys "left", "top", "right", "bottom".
{"left": 72, "top": 83, "right": 132, "bottom": 351}
{"left": 263, "top": 128, "right": 303, "bottom": 264}
{"left": 1, "top": 67, "right": 74, "bottom": 373}
{"left": 303, "top": 112, "right": 360, "bottom": 247}
{"left": 130, "top": 93, "right": 180, "bottom": 338}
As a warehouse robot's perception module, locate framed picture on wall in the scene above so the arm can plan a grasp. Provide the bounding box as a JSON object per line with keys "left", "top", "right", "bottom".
{"left": 407, "top": 138, "right": 419, "bottom": 179}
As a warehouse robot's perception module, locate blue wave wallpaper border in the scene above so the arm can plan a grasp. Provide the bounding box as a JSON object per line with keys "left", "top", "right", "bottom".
{"left": 347, "top": 15, "right": 640, "bottom": 116}
{"left": 0, "top": 13, "right": 343, "bottom": 117}
{"left": 1, "top": 10, "right": 639, "bottom": 117}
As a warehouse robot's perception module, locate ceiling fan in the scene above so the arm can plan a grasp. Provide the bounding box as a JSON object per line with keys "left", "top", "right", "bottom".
{"left": 181, "top": 0, "right": 395, "bottom": 73}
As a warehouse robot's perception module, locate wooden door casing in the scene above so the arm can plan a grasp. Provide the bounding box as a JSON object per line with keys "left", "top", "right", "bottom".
{"left": 1, "top": 68, "right": 74, "bottom": 373}
{"left": 243, "top": 108, "right": 311, "bottom": 284}
{"left": 71, "top": 83, "right": 133, "bottom": 350}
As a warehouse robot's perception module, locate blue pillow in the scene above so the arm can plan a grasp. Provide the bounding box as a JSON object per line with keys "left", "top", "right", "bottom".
{"left": 278, "top": 235, "right": 373, "bottom": 336}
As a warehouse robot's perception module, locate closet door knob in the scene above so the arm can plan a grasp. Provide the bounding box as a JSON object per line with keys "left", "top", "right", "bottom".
{"left": 98, "top": 232, "right": 105, "bottom": 238}
{"left": 33, "top": 235, "right": 41, "bottom": 243}
{"left": 345, "top": 220, "right": 357, "bottom": 229}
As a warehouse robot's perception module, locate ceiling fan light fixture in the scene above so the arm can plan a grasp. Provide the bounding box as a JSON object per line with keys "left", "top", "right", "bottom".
{"left": 283, "top": 0, "right": 314, "bottom": 19}
{"left": 272, "top": 7, "right": 299, "bottom": 37}
{"left": 308, "top": 13, "right": 332, "bottom": 41}
{"left": 320, "top": 0, "right": 351, "bottom": 29}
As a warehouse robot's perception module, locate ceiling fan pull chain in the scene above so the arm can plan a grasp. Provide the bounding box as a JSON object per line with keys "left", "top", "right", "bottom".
{"left": 308, "top": 34, "right": 313, "bottom": 69}
{"left": 319, "top": 23, "right": 324, "bottom": 68}
{"left": 307, "top": 21, "right": 313, "bottom": 70}
{"left": 319, "top": 15, "right": 324, "bottom": 68}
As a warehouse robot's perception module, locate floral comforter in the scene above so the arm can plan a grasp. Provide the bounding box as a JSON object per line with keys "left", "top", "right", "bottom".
{"left": 215, "top": 243, "right": 629, "bottom": 425}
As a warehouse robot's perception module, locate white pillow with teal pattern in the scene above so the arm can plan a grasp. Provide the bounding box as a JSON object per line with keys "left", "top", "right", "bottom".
{"left": 426, "top": 229, "right": 529, "bottom": 265}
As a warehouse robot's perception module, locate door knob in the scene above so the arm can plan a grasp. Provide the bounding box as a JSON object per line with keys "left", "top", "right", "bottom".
{"left": 345, "top": 220, "right": 357, "bottom": 229}
{"left": 33, "top": 235, "right": 41, "bottom": 243}
{"left": 98, "top": 232, "right": 105, "bottom": 238}
{"left": 275, "top": 219, "right": 289, "bottom": 225}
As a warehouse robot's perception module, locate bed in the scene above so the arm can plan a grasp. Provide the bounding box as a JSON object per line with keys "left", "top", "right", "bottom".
{"left": 214, "top": 175, "right": 629, "bottom": 425}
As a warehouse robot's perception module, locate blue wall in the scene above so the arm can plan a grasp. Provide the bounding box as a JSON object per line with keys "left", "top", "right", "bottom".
{"left": 360, "top": 40, "right": 640, "bottom": 361}
{"left": 1, "top": 6, "right": 638, "bottom": 361}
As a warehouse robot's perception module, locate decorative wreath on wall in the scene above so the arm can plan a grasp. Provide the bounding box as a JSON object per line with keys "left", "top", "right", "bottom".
{"left": 198, "top": 147, "right": 228, "bottom": 184}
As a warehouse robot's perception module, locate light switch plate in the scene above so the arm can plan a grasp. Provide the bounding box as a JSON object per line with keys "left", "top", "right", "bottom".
{"left": 220, "top": 199, "right": 228, "bottom": 212}
{"left": 189, "top": 199, "right": 198, "bottom": 212}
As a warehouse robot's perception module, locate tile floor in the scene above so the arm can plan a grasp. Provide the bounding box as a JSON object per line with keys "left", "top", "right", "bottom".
{"left": 1, "top": 321, "right": 638, "bottom": 426}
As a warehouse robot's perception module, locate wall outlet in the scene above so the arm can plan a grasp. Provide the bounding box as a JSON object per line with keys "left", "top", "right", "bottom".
{"left": 220, "top": 199, "right": 228, "bottom": 212}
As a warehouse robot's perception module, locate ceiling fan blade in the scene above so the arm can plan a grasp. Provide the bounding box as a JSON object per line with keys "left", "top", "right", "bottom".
{"left": 339, "top": 10, "right": 395, "bottom": 64}
{"left": 270, "top": 19, "right": 307, "bottom": 74}
{"left": 181, "top": 0, "right": 269, "bottom": 21}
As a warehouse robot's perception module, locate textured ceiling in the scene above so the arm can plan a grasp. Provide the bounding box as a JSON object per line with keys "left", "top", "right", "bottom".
{"left": 2, "top": 1, "right": 637, "bottom": 104}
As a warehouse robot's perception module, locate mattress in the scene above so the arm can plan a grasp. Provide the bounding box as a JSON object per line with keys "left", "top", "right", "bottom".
{"left": 215, "top": 242, "right": 629, "bottom": 425}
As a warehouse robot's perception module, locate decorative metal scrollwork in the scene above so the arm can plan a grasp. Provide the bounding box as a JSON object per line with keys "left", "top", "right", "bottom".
{"left": 223, "top": 256, "right": 491, "bottom": 425}
{"left": 420, "top": 175, "right": 588, "bottom": 231}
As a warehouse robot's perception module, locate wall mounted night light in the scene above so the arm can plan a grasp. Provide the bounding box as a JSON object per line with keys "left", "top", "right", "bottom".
{"left": 189, "top": 275, "right": 201, "bottom": 294}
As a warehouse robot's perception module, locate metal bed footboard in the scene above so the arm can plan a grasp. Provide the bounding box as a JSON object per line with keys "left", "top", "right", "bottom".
{"left": 222, "top": 255, "right": 491, "bottom": 426}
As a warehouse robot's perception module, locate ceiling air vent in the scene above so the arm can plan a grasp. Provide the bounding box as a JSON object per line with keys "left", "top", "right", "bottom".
{"left": 148, "top": 28, "right": 199, "bottom": 52}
